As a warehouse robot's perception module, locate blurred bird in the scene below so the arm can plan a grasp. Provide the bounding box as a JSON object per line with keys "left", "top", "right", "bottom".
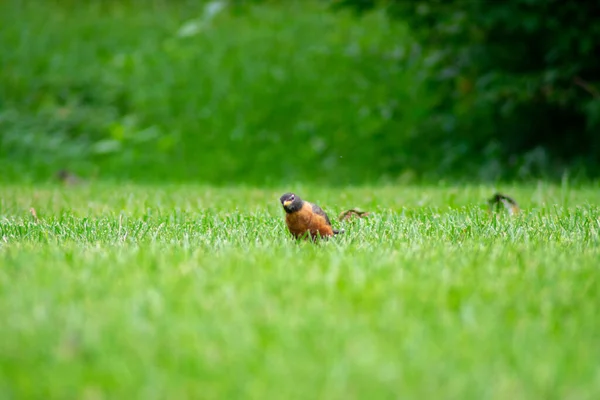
{"left": 338, "top": 208, "right": 370, "bottom": 221}
{"left": 488, "top": 193, "right": 520, "bottom": 215}
{"left": 279, "top": 192, "right": 343, "bottom": 240}
{"left": 56, "top": 169, "right": 83, "bottom": 186}
{"left": 29, "top": 207, "right": 39, "bottom": 223}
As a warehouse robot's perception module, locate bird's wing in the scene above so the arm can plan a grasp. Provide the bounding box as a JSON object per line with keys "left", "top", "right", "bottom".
{"left": 311, "top": 203, "right": 332, "bottom": 226}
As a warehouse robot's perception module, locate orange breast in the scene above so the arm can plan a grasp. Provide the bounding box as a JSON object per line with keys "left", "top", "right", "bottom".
{"left": 285, "top": 203, "right": 334, "bottom": 239}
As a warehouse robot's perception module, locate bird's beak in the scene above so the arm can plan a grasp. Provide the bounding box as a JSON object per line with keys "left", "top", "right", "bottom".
{"left": 283, "top": 200, "right": 292, "bottom": 207}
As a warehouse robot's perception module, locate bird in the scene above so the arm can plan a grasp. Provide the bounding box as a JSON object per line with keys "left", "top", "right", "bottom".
{"left": 56, "top": 169, "right": 83, "bottom": 186}
{"left": 487, "top": 192, "right": 520, "bottom": 215}
{"left": 338, "top": 208, "right": 370, "bottom": 221}
{"left": 279, "top": 192, "right": 342, "bottom": 240}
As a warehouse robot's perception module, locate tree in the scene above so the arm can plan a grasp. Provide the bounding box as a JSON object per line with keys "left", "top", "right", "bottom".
{"left": 336, "top": 0, "right": 600, "bottom": 179}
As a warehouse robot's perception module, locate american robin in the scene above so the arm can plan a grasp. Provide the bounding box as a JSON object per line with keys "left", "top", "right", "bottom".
{"left": 279, "top": 192, "right": 343, "bottom": 240}
{"left": 488, "top": 193, "right": 520, "bottom": 215}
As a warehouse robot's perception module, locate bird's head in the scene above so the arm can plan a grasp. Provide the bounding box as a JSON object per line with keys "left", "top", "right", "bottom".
{"left": 279, "top": 192, "right": 303, "bottom": 213}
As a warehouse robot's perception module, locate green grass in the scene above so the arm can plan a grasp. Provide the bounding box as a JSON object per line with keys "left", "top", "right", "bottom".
{"left": 1, "top": 183, "right": 599, "bottom": 399}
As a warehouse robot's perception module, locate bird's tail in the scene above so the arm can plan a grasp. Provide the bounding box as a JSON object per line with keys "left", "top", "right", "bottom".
{"left": 333, "top": 229, "right": 344, "bottom": 235}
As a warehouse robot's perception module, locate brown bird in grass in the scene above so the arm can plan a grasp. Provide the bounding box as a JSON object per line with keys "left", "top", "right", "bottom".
{"left": 338, "top": 208, "right": 370, "bottom": 221}
{"left": 279, "top": 192, "right": 343, "bottom": 240}
{"left": 488, "top": 192, "right": 520, "bottom": 215}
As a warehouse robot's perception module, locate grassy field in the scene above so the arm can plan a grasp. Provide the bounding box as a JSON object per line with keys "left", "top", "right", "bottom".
{"left": 2, "top": 2, "right": 598, "bottom": 397}
{"left": 1, "top": 183, "right": 599, "bottom": 399}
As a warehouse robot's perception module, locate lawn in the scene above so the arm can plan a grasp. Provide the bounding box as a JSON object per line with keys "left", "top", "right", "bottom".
{"left": 0, "top": 183, "right": 599, "bottom": 399}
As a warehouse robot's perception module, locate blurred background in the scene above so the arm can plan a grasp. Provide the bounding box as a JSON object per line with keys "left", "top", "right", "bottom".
{"left": 1, "top": 0, "right": 599, "bottom": 185}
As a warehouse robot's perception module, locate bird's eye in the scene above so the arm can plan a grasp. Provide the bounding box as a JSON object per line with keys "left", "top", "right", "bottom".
{"left": 290, "top": 195, "right": 295, "bottom": 201}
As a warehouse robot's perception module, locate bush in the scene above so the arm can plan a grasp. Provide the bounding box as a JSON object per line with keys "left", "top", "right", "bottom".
{"left": 336, "top": 0, "right": 600, "bottom": 180}
{"left": 0, "top": 1, "right": 437, "bottom": 184}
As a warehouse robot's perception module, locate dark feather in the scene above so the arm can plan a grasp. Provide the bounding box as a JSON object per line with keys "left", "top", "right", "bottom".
{"left": 311, "top": 203, "right": 332, "bottom": 226}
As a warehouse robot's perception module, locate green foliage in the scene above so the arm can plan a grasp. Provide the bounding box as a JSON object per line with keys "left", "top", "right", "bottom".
{"left": 3, "top": 0, "right": 598, "bottom": 183}
{"left": 1, "top": 184, "right": 600, "bottom": 397}
{"left": 337, "top": 0, "right": 600, "bottom": 180}
{"left": 0, "top": 1, "right": 437, "bottom": 184}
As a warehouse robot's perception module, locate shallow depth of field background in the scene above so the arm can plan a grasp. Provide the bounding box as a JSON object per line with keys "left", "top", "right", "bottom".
{"left": 2, "top": 1, "right": 426, "bottom": 184}
{"left": 1, "top": 1, "right": 599, "bottom": 399}
{"left": 2, "top": 0, "right": 598, "bottom": 185}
